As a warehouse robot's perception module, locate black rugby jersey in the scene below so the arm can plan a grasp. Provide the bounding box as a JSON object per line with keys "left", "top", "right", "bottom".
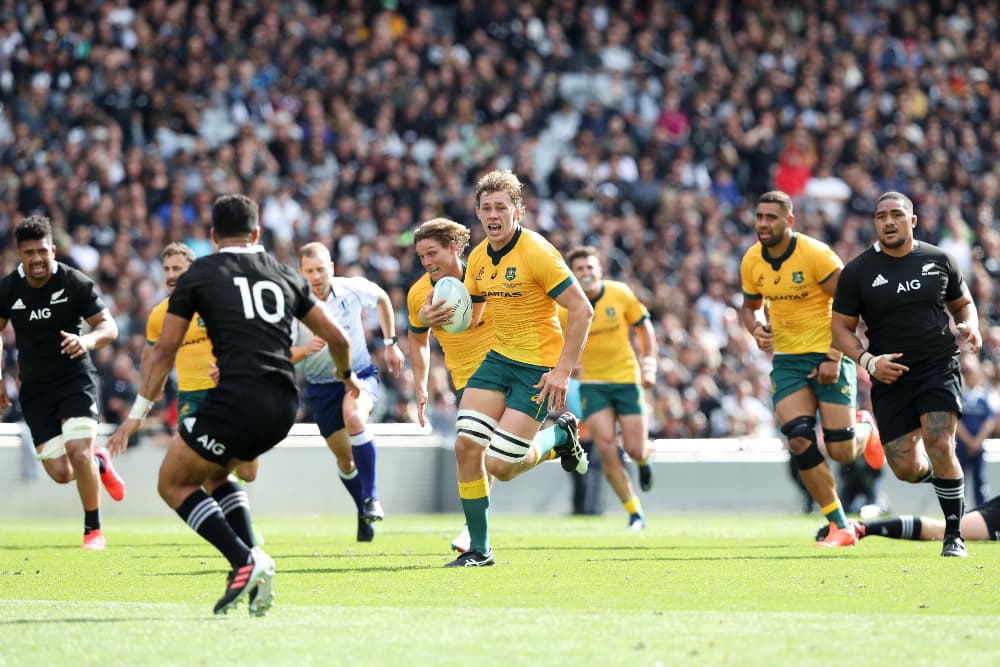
{"left": 833, "top": 241, "right": 966, "bottom": 365}
{"left": 0, "top": 262, "right": 105, "bottom": 383}
{"left": 167, "top": 246, "right": 315, "bottom": 393}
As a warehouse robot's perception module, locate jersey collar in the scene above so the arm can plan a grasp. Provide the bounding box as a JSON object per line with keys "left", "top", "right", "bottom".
{"left": 486, "top": 226, "right": 522, "bottom": 265}
{"left": 760, "top": 233, "right": 797, "bottom": 271}
{"left": 873, "top": 240, "right": 920, "bottom": 253}
{"left": 587, "top": 282, "right": 605, "bottom": 306}
{"left": 219, "top": 245, "right": 266, "bottom": 254}
{"left": 17, "top": 262, "right": 60, "bottom": 278}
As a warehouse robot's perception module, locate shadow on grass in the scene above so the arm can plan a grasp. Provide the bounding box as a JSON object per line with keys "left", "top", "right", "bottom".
{"left": 0, "top": 543, "right": 224, "bottom": 551}
{"left": 151, "top": 561, "right": 444, "bottom": 577}
{"left": 0, "top": 616, "right": 214, "bottom": 626}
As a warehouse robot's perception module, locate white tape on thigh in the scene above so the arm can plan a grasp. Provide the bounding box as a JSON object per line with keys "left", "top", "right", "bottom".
{"left": 486, "top": 428, "right": 532, "bottom": 463}
{"left": 62, "top": 416, "right": 98, "bottom": 442}
{"left": 455, "top": 409, "right": 498, "bottom": 448}
{"left": 36, "top": 436, "right": 66, "bottom": 460}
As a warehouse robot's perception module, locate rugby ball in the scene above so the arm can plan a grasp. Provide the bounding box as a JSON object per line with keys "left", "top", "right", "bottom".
{"left": 432, "top": 276, "right": 472, "bottom": 334}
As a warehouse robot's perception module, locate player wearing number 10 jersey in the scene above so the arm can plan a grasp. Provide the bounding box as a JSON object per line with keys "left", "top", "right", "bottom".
{"left": 108, "top": 194, "right": 359, "bottom": 616}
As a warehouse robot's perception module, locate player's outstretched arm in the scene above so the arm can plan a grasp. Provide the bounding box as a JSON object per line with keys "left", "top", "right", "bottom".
{"left": 107, "top": 312, "right": 185, "bottom": 456}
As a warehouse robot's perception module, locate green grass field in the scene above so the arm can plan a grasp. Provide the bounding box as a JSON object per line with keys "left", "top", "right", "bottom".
{"left": 1, "top": 513, "right": 997, "bottom": 667}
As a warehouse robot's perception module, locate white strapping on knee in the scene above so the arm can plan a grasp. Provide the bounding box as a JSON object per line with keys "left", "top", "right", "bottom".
{"left": 486, "top": 428, "right": 532, "bottom": 463}
{"left": 35, "top": 436, "right": 65, "bottom": 461}
{"left": 62, "top": 416, "right": 98, "bottom": 442}
{"left": 456, "top": 409, "right": 498, "bottom": 448}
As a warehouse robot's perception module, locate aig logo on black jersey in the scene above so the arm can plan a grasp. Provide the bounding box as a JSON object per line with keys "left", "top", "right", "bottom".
{"left": 29, "top": 308, "right": 51, "bottom": 320}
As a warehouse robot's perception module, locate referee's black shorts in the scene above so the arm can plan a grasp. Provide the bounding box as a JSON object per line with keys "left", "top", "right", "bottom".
{"left": 178, "top": 377, "right": 298, "bottom": 466}
{"left": 871, "top": 355, "right": 962, "bottom": 444}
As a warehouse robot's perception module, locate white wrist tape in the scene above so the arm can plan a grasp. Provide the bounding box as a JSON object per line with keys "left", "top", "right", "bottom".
{"left": 641, "top": 356, "right": 657, "bottom": 375}
{"left": 858, "top": 352, "right": 878, "bottom": 375}
{"left": 128, "top": 395, "right": 154, "bottom": 421}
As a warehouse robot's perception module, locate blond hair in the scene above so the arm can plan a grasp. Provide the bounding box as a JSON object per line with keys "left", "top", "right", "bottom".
{"left": 413, "top": 218, "right": 471, "bottom": 255}
{"left": 474, "top": 169, "right": 524, "bottom": 214}
{"left": 161, "top": 242, "right": 196, "bottom": 264}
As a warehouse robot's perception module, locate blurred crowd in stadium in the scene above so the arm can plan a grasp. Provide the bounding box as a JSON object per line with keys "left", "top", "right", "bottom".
{"left": 0, "top": 0, "right": 998, "bottom": 441}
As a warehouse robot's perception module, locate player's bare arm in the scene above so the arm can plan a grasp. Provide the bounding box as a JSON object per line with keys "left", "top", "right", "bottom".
{"left": 946, "top": 293, "right": 982, "bottom": 354}
{"left": 636, "top": 318, "right": 658, "bottom": 389}
{"left": 0, "top": 316, "right": 8, "bottom": 412}
{"left": 807, "top": 271, "right": 843, "bottom": 384}
{"left": 831, "top": 311, "right": 907, "bottom": 383}
{"left": 107, "top": 312, "right": 187, "bottom": 456}
{"left": 740, "top": 295, "right": 773, "bottom": 352}
{"left": 60, "top": 308, "right": 118, "bottom": 360}
{"left": 408, "top": 329, "right": 431, "bottom": 427}
{"left": 536, "top": 282, "right": 593, "bottom": 412}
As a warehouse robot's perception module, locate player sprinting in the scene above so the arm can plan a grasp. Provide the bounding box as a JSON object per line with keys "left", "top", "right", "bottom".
{"left": 831, "top": 191, "right": 982, "bottom": 557}
{"left": 0, "top": 216, "right": 124, "bottom": 550}
{"left": 443, "top": 169, "right": 593, "bottom": 567}
{"left": 740, "top": 190, "right": 884, "bottom": 547}
{"left": 562, "top": 245, "right": 657, "bottom": 530}
{"left": 112, "top": 242, "right": 261, "bottom": 543}
{"left": 108, "top": 194, "right": 358, "bottom": 615}
{"left": 410, "top": 217, "right": 592, "bottom": 553}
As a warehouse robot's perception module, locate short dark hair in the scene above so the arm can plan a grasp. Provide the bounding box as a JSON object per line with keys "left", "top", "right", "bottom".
{"left": 756, "top": 190, "right": 794, "bottom": 216}
{"left": 876, "top": 191, "right": 914, "bottom": 214}
{"left": 211, "top": 194, "right": 259, "bottom": 238}
{"left": 15, "top": 215, "right": 53, "bottom": 246}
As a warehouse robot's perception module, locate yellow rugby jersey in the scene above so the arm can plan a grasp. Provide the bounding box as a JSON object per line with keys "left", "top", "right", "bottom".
{"left": 407, "top": 271, "right": 493, "bottom": 391}
{"left": 559, "top": 280, "right": 649, "bottom": 383}
{"left": 464, "top": 226, "right": 574, "bottom": 367}
{"left": 146, "top": 297, "right": 216, "bottom": 392}
{"left": 740, "top": 233, "right": 842, "bottom": 354}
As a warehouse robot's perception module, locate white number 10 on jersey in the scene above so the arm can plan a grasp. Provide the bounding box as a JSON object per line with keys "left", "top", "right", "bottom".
{"left": 233, "top": 276, "right": 285, "bottom": 323}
